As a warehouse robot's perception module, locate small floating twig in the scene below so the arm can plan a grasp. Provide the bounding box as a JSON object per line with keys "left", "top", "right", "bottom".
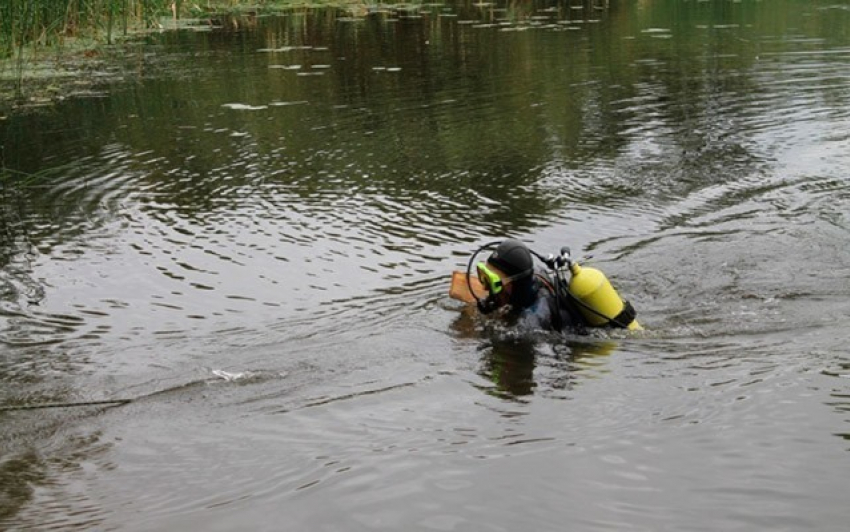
{"left": 0, "top": 399, "right": 132, "bottom": 412}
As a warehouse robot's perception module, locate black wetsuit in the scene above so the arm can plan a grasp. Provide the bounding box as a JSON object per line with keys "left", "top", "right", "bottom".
{"left": 508, "top": 271, "right": 585, "bottom": 333}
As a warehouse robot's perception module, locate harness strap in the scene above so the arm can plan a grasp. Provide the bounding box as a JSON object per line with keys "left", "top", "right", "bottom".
{"left": 535, "top": 273, "right": 556, "bottom": 295}
{"left": 611, "top": 300, "right": 637, "bottom": 328}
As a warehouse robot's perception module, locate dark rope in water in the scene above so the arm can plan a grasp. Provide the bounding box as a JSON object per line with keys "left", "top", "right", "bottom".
{"left": 0, "top": 399, "right": 132, "bottom": 412}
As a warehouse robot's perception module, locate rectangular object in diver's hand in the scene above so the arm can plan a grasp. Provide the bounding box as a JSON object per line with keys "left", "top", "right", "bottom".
{"left": 449, "top": 271, "right": 488, "bottom": 304}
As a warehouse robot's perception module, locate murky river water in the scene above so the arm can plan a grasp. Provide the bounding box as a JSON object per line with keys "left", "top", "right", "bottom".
{"left": 2, "top": 0, "right": 850, "bottom": 529}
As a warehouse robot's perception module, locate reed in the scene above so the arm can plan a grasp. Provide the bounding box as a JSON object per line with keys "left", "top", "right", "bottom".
{"left": 1, "top": 0, "right": 172, "bottom": 96}
{"left": 0, "top": 1, "right": 378, "bottom": 61}
{"left": 0, "top": 1, "right": 179, "bottom": 59}
{"left": 0, "top": 0, "right": 374, "bottom": 98}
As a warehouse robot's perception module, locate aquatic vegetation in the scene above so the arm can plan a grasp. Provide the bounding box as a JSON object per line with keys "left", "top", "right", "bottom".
{"left": 0, "top": 0, "right": 422, "bottom": 62}
{"left": 0, "top": 0, "right": 422, "bottom": 101}
{"left": 1, "top": 1, "right": 161, "bottom": 58}
{"left": 1, "top": 1, "right": 167, "bottom": 99}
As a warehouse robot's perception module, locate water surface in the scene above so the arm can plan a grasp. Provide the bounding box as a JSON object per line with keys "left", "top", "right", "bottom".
{"left": 1, "top": 1, "right": 849, "bottom": 530}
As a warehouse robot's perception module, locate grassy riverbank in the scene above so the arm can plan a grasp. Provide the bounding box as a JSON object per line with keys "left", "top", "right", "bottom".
{"left": 0, "top": 0, "right": 371, "bottom": 109}
{"left": 1, "top": 1, "right": 373, "bottom": 60}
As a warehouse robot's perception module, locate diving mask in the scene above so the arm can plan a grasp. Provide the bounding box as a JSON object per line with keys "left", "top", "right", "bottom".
{"left": 476, "top": 262, "right": 529, "bottom": 295}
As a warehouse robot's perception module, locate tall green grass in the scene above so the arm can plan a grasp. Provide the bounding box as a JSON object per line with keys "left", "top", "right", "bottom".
{"left": 0, "top": 0, "right": 194, "bottom": 98}
{"left": 0, "top": 1, "right": 367, "bottom": 101}
{"left": 0, "top": 1, "right": 377, "bottom": 62}
{"left": 0, "top": 1, "right": 191, "bottom": 60}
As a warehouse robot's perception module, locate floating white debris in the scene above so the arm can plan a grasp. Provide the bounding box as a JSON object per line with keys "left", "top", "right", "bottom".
{"left": 212, "top": 369, "right": 246, "bottom": 381}
{"left": 222, "top": 103, "right": 268, "bottom": 111}
{"left": 270, "top": 100, "right": 309, "bottom": 107}
{"left": 210, "top": 369, "right": 288, "bottom": 383}
{"left": 257, "top": 46, "right": 313, "bottom": 52}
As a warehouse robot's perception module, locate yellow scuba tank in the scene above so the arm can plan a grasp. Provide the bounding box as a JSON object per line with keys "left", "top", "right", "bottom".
{"left": 568, "top": 262, "right": 642, "bottom": 331}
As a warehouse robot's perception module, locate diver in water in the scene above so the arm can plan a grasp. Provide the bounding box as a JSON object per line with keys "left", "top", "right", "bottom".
{"left": 450, "top": 238, "right": 641, "bottom": 333}
{"left": 475, "top": 239, "right": 582, "bottom": 332}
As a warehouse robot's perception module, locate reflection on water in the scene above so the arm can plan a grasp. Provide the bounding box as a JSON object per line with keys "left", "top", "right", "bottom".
{"left": 1, "top": 0, "right": 850, "bottom": 529}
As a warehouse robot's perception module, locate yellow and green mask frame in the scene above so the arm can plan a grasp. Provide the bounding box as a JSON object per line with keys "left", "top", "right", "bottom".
{"left": 476, "top": 262, "right": 504, "bottom": 294}
{"left": 476, "top": 261, "right": 534, "bottom": 296}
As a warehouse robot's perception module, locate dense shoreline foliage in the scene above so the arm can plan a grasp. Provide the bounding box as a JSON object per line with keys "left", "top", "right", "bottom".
{"left": 0, "top": 0, "right": 367, "bottom": 103}
{"left": 0, "top": 1, "right": 365, "bottom": 60}
{"left": 3, "top": 1, "right": 171, "bottom": 58}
